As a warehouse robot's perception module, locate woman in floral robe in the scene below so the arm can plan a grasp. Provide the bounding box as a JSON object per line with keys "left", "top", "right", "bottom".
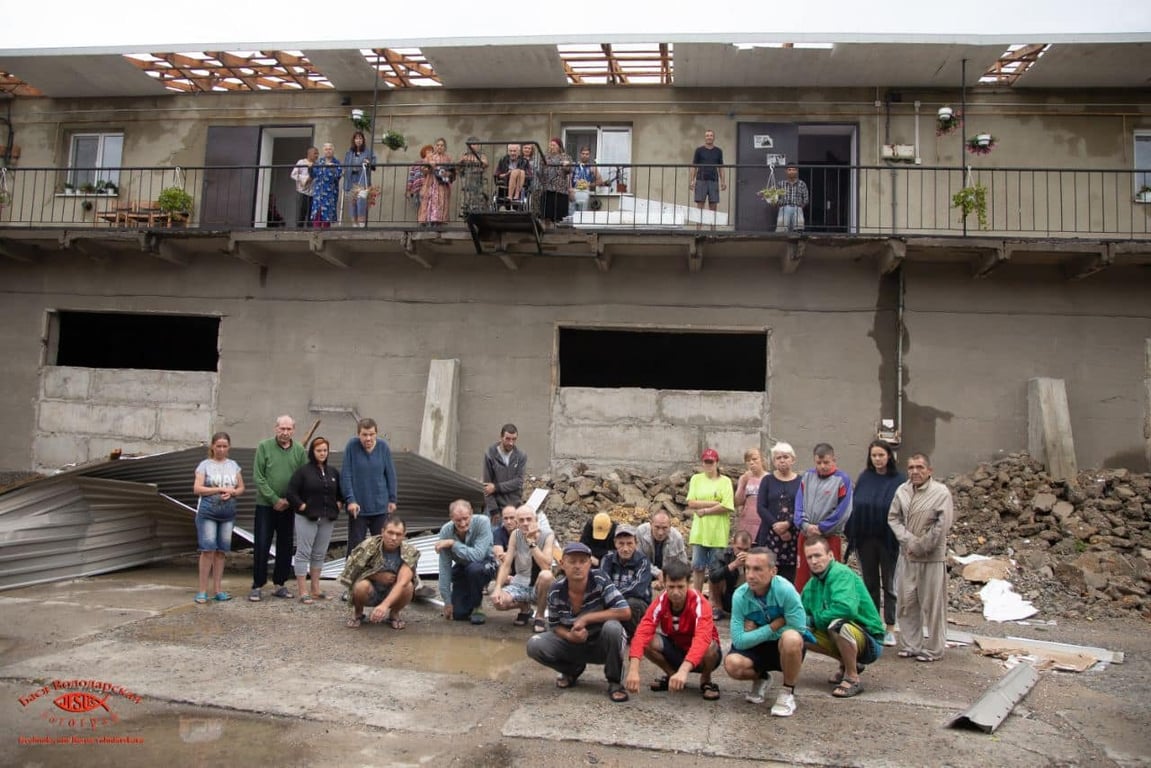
{"left": 418, "top": 138, "right": 453, "bottom": 227}
{"left": 309, "top": 143, "right": 342, "bottom": 228}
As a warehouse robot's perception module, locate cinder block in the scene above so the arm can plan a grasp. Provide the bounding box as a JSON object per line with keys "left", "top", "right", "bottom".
{"left": 553, "top": 424, "right": 696, "bottom": 464}
{"left": 38, "top": 401, "right": 157, "bottom": 439}
{"left": 41, "top": 366, "right": 91, "bottom": 400}
{"left": 32, "top": 433, "right": 89, "bottom": 471}
{"left": 558, "top": 387, "right": 659, "bottom": 423}
{"left": 704, "top": 430, "right": 770, "bottom": 464}
{"left": 157, "top": 407, "right": 214, "bottom": 442}
{"left": 660, "top": 391, "right": 766, "bottom": 426}
{"left": 89, "top": 369, "right": 217, "bottom": 406}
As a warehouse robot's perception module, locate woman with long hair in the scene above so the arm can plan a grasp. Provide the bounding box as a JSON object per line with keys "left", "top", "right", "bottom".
{"left": 734, "top": 447, "right": 768, "bottom": 540}
{"left": 192, "top": 432, "right": 244, "bottom": 604}
{"left": 755, "top": 441, "right": 801, "bottom": 584}
{"left": 343, "top": 130, "right": 377, "bottom": 227}
{"left": 846, "top": 439, "right": 905, "bottom": 646}
{"left": 287, "top": 437, "right": 343, "bottom": 603}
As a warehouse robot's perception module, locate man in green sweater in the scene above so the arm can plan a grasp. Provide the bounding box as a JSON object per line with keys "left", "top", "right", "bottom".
{"left": 250, "top": 415, "right": 307, "bottom": 602}
{"left": 801, "top": 534, "right": 885, "bottom": 698}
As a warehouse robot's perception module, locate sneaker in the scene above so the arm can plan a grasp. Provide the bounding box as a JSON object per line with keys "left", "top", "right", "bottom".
{"left": 248, "top": 588, "right": 262, "bottom": 602}
{"left": 272, "top": 586, "right": 292, "bottom": 599}
{"left": 745, "top": 676, "right": 772, "bottom": 704}
{"left": 771, "top": 691, "right": 797, "bottom": 717}
{"left": 470, "top": 610, "right": 487, "bottom": 625}
{"left": 883, "top": 631, "right": 897, "bottom": 647}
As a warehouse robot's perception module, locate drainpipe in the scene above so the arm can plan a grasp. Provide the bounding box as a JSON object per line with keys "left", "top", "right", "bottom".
{"left": 896, "top": 263, "right": 905, "bottom": 436}
{"left": 885, "top": 91, "right": 897, "bottom": 234}
{"left": 960, "top": 59, "right": 968, "bottom": 237}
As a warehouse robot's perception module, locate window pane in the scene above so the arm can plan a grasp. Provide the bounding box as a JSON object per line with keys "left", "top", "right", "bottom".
{"left": 71, "top": 136, "right": 98, "bottom": 187}
{"left": 600, "top": 129, "right": 632, "bottom": 185}
{"left": 100, "top": 135, "right": 123, "bottom": 185}
{"left": 1136, "top": 134, "right": 1151, "bottom": 192}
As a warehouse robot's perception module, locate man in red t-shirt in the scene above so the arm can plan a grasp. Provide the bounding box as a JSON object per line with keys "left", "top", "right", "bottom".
{"left": 624, "top": 561, "right": 723, "bottom": 700}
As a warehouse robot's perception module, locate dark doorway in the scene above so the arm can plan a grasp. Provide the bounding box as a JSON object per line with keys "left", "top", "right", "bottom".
{"left": 735, "top": 123, "right": 798, "bottom": 232}
{"left": 559, "top": 328, "right": 767, "bottom": 392}
{"left": 799, "top": 129, "right": 854, "bottom": 233}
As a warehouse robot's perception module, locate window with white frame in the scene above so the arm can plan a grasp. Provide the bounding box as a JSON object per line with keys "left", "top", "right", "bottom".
{"left": 68, "top": 132, "right": 123, "bottom": 190}
{"left": 562, "top": 125, "right": 632, "bottom": 187}
{"left": 1136, "top": 131, "right": 1151, "bottom": 194}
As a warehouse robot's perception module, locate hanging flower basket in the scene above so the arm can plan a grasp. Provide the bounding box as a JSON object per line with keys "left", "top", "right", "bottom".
{"left": 966, "top": 133, "right": 997, "bottom": 155}
{"left": 936, "top": 107, "right": 962, "bottom": 136}
{"left": 757, "top": 186, "right": 786, "bottom": 205}
{"left": 952, "top": 182, "right": 988, "bottom": 230}
{"left": 381, "top": 130, "right": 407, "bottom": 151}
{"left": 350, "top": 109, "right": 372, "bottom": 132}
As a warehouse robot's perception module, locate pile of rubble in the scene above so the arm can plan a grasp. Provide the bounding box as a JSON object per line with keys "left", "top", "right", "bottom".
{"left": 527, "top": 453, "right": 1151, "bottom": 620}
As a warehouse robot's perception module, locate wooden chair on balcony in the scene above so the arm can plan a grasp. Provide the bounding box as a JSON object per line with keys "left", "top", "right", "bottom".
{"left": 99, "top": 199, "right": 137, "bottom": 227}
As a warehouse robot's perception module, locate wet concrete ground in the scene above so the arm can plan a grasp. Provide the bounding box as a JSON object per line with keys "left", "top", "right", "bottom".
{"left": 0, "top": 559, "right": 1148, "bottom": 767}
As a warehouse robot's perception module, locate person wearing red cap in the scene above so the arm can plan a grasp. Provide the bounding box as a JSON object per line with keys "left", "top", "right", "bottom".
{"left": 540, "top": 138, "right": 573, "bottom": 225}
{"left": 686, "top": 448, "right": 734, "bottom": 613}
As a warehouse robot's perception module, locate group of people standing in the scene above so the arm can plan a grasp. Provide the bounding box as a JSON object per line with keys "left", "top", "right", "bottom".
{"left": 290, "top": 132, "right": 377, "bottom": 228}
{"left": 190, "top": 420, "right": 954, "bottom": 717}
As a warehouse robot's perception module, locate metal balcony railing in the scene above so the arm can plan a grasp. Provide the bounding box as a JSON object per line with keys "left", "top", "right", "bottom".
{"left": 2, "top": 155, "right": 1149, "bottom": 239}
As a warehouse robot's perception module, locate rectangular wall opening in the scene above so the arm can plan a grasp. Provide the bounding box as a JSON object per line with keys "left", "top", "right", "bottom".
{"left": 49, "top": 311, "right": 220, "bottom": 371}
{"left": 559, "top": 327, "right": 766, "bottom": 391}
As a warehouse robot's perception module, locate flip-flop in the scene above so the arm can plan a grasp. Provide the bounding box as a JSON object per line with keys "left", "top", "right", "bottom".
{"left": 214, "top": 592, "right": 232, "bottom": 602}
{"left": 555, "top": 674, "right": 579, "bottom": 689}
{"left": 389, "top": 617, "right": 406, "bottom": 630}
{"left": 832, "top": 678, "right": 865, "bottom": 698}
{"left": 345, "top": 615, "right": 364, "bottom": 629}
{"left": 194, "top": 592, "right": 209, "bottom": 604}
{"left": 897, "top": 650, "right": 917, "bottom": 658}
{"left": 300, "top": 594, "right": 314, "bottom": 605}
{"left": 533, "top": 618, "right": 547, "bottom": 633}
{"left": 916, "top": 654, "right": 939, "bottom": 663}
{"left": 608, "top": 683, "right": 630, "bottom": 703}
{"left": 513, "top": 611, "right": 531, "bottom": 626}
{"left": 311, "top": 592, "right": 330, "bottom": 600}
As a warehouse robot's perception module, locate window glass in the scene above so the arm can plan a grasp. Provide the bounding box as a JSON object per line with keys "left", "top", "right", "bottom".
{"left": 1135, "top": 132, "right": 1151, "bottom": 192}
{"left": 68, "top": 132, "right": 123, "bottom": 189}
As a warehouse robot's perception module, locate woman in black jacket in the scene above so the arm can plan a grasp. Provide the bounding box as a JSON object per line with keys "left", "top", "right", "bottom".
{"left": 288, "top": 437, "right": 343, "bottom": 604}
{"left": 846, "top": 440, "right": 905, "bottom": 646}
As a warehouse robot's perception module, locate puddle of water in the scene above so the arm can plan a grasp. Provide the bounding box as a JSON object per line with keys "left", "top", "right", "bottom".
{"left": 388, "top": 633, "right": 528, "bottom": 680}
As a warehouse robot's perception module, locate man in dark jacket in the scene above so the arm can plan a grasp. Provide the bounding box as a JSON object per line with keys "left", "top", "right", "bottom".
{"left": 482, "top": 423, "right": 527, "bottom": 521}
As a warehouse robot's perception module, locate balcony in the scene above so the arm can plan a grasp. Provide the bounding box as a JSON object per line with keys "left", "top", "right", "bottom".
{"left": 2, "top": 151, "right": 1149, "bottom": 275}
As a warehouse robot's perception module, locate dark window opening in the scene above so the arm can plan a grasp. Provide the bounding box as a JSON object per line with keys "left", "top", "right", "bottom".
{"left": 559, "top": 328, "right": 766, "bottom": 391}
{"left": 53, "top": 311, "right": 220, "bottom": 372}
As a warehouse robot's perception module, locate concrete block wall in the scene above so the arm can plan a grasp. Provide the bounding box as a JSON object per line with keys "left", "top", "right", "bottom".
{"left": 552, "top": 387, "right": 767, "bottom": 473}
{"left": 33, "top": 366, "right": 217, "bottom": 470}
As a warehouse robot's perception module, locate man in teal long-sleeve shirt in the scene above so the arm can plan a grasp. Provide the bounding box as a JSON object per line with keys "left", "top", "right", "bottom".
{"left": 724, "top": 548, "right": 812, "bottom": 717}
{"left": 434, "top": 499, "right": 495, "bottom": 624}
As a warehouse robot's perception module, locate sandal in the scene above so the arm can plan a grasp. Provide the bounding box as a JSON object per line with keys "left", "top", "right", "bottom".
{"left": 388, "top": 617, "right": 406, "bottom": 630}
{"left": 532, "top": 618, "right": 547, "bottom": 633}
{"left": 650, "top": 676, "right": 670, "bottom": 692}
{"left": 311, "top": 592, "right": 330, "bottom": 600}
{"left": 513, "top": 611, "right": 531, "bottom": 627}
{"left": 300, "top": 594, "right": 314, "bottom": 605}
{"left": 832, "top": 678, "right": 865, "bottom": 698}
{"left": 555, "top": 674, "right": 579, "bottom": 689}
{"left": 345, "top": 615, "right": 364, "bottom": 629}
{"left": 830, "top": 663, "right": 866, "bottom": 684}
{"left": 897, "top": 650, "right": 917, "bottom": 659}
{"left": 214, "top": 592, "right": 231, "bottom": 602}
{"left": 916, "top": 654, "right": 938, "bottom": 663}
{"left": 194, "top": 592, "right": 209, "bottom": 604}
{"left": 608, "top": 683, "right": 630, "bottom": 703}
{"left": 700, "top": 682, "right": 721, "bottom": 701}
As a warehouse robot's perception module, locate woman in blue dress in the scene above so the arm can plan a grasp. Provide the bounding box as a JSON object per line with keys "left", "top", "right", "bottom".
{"left": 343, "top": 131, "right": 377, "bottom": 227}
{"left": 309, "top": 142, "right": 342, "bottom": 228}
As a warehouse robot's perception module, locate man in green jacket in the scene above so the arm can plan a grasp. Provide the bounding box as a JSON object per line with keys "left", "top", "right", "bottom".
{"left": 250, "top": 415, "right": 307, "bottom": 602}
{"left": 801, "top": 534, "right": 885, "bottom": 698}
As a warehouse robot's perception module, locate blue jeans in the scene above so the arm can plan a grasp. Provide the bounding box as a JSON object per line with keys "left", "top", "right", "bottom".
{"left": 196, "top": 514, "right": 234, "bottom": 552}
{"left": 450, "top": 558, "right": 496, "bottom": 620}
{"left": 777, "top": 205, "right": 805, "bottom": 232}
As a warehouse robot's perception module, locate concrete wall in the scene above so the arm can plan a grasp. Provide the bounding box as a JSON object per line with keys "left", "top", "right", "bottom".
{"left": 34, "top": 366, "right": 216, "bottom": 469}
{"left": 552, "top": 387, "right": 768, "bottom": 473}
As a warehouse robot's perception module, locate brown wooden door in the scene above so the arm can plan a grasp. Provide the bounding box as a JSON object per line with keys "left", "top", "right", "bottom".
{"left": 200, "top": 126, "right": 260, "bottom": 228}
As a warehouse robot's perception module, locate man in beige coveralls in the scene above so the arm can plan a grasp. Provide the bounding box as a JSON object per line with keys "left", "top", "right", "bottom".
{"left": 886, "top": 453, "right": 954, "bottom": 662}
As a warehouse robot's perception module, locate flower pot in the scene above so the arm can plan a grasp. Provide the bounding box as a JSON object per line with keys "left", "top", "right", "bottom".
{"left": 976, "top": 134, "right": 992, "bottom": 148}
{"left": 938, "top": 106, "right": 954, "bottom": 120}
{"left": 351, "top": 109, "right": 364, "bottom": 121}
{"left": 1135, "top": 190, "right": 1151, "bottom": 204}
{"left": 573, "top": 189, "right": 590, "bottom": 206}
{"left": 616, "top": 183, "right": 627, "bottom": 194}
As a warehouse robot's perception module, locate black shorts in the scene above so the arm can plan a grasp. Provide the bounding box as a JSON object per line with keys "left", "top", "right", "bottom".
{"left": 658, "top": 635, "right": 721, "bottom": 671}
{"left": 727, "top": 639, "right": 805, "bottom": 675}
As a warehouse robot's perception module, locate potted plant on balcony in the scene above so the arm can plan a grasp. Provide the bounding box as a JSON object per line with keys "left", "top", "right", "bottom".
{"left": 62, "top": 182, "right": 76, "bottom": 195}
{"left": 350, "top": 109, "right": 372, "bottom": 132}
{"left": 966, "top": 133, "right": 997, "bottom": 155}
{"left": 94, "top": 179, "right": 118, "bottom": 196}
{"left": 952, "top": 182, "right": 988, "bottom": 230}
{"left": 757, "top": 185, "right": 786, "bottom": 206}
{"left": 79, "top": 181, "right": 96, "bottom": 194}
{"left": 158, "top": 186, "right": 193, "bottom": 215}
{"left": 1135, "top": 185, "right": 1151, "bottom": 204}
{"left": 936, "top": 106, "right": 962, "bottom": 136}
{"left": 381, "top": 130, "right": 407, "bottom": 151}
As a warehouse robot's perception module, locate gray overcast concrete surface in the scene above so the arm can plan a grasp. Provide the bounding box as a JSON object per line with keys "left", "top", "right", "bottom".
{"left": 0, "top": 558, "right": 1148, "bottom": 768}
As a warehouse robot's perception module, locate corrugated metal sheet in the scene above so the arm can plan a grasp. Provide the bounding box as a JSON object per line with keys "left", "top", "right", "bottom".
{"left": 0, "top": 475, "right": 197, "bottom": 591}
{"left": 0, "top": 446, "right": 483, "bottom": 591}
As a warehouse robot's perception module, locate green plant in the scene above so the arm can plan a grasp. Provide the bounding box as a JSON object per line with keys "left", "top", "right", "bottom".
{"left": 757, "top": 186, "right": 786, "bottom": 205}
{"left": 351, "top": 112, "right": 372, "bottom": 132}
{"left": 79, "top": 181, "right": 96, "bottom": 194}
{"left": 381, "top": 130, "right": 407, "bottom": 151}
{"left": 0, "top": 189, "right": 10, "bottom": 206}
{"left": 94, "top": 179, "right": 118, "bottom": 195}
{"left": 158, "top": 186, "right": 193, "bottom": 213}
{"left": 952, "top": 183, "right": 988, "bottom": 230}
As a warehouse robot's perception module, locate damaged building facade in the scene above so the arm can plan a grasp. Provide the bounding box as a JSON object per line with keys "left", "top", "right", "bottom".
{"left": 0, "top": 37, "right": 1149, "bottom": 478}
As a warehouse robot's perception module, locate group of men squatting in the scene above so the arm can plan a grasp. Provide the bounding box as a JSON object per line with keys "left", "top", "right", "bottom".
{"left": 250, "top": 417, "right": 954, "bottom": 716}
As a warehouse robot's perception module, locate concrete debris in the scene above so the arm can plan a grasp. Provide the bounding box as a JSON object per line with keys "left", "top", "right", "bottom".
{"left": 960, "top": 558, "right": 1014, "bottom": 583}
{"left": 528, "top": 451, "right": 1151, "bottom": 621}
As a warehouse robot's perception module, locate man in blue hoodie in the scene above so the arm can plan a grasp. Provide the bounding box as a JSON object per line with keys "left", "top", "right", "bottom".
{"left": 340, "top": 418, "right": 398, "bottom": 557}
{"left": 792, "top": 442, "right": 853, "bottom": 592}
